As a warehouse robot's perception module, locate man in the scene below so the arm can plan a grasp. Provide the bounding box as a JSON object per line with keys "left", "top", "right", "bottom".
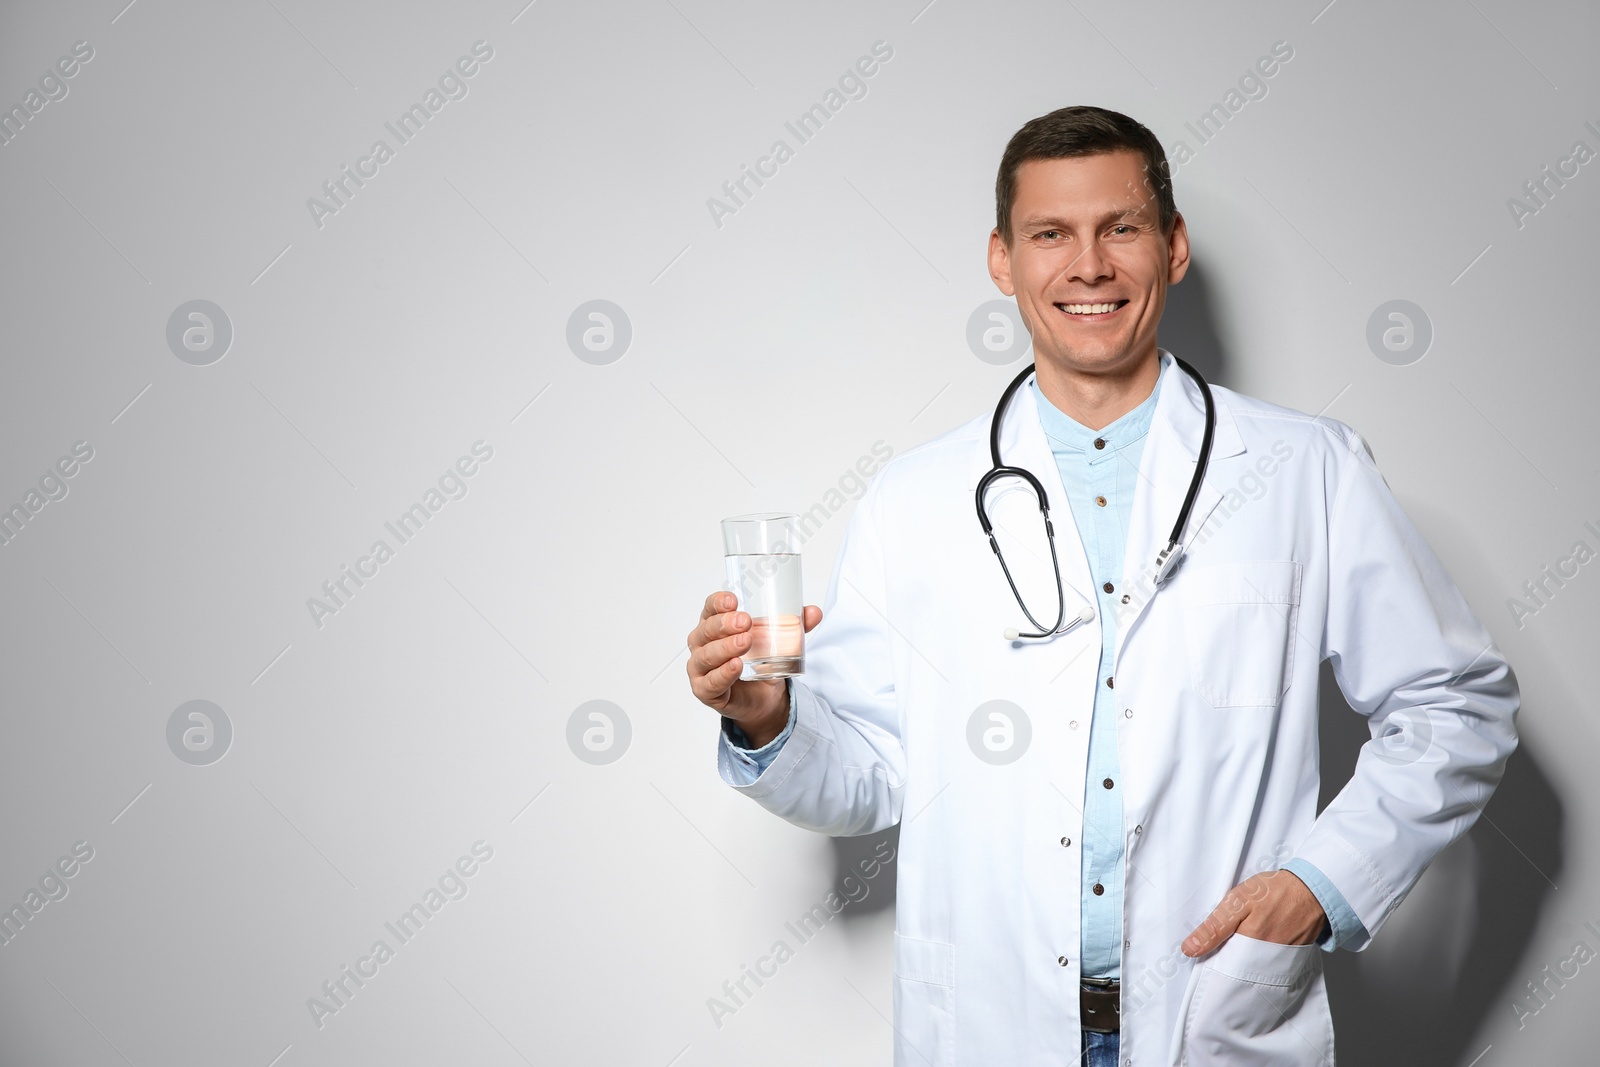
{"left": 686, "top": 106, "right": 1518, "bottom": 1066}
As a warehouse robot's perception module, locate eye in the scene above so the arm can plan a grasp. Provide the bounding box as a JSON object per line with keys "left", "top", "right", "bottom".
{"left": 1110, "top": 224, "right": 1133, "bottom": 236}
{"left": 1038, "top": 229, "right": 1061, "bottom": 240}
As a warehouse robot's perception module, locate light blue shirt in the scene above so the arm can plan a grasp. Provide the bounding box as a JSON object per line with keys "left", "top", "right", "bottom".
{"left": 722, "top": 354, "right": 1368, "bottom": 965}
{"left": 1030, "top": 362, "right": 1163, "bottom": 979}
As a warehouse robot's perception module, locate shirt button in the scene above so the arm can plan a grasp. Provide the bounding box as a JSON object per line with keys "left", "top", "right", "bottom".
{"left": 1093, "top": 437, "right": 1106, "bottom": 450}
{"left": 1093, "top": 883, "right": 1105, "bottom": 896}
{"left": 1103, "top": 777, "right": 1114, "bottom": 789}
{"left": 1106, "top": 676, "right": 1114, "bottom": 688}
{"left": 1103, "top": 582, "right": 1114, "bottom": 593}
{"left": 1061, "top": 836, "right": 1072, "bottom": 847}
{"left": 1095, "top": 495, "right": 1107, "bottom": 507}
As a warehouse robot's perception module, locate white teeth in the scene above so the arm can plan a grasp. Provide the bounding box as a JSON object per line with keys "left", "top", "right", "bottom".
{"left": 1061, "top": 302, "right": 1120, "bottom": 315}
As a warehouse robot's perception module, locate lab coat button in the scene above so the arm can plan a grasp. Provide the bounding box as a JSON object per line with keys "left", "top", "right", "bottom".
{"left": 1060, "top": 836, "right": 1072, "bottom": 846}
{"left": 1058, "top": 955, "right": 1070, "bottom": 966}
{"left": 1070, "top": 720, "right": 1078, "bottom": 729}
{"left": 1124, "top": 708, "right": 1133, "bottom": 718}
{"left": 1134, "top": 824, "right": 1142, "bottom": 834}
{"left": 1120, "top": 594, "right": 1130, "bottom": 604}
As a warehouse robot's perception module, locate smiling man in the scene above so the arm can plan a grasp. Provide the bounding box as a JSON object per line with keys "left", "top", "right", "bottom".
{"left": 687, "top": 106, "right": 1519, "bottom": 1066}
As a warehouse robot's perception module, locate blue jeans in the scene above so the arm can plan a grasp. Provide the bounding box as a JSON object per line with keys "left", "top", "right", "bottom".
{"left": 1081, "top": 1027, "right": 1119, "bottom": 1067}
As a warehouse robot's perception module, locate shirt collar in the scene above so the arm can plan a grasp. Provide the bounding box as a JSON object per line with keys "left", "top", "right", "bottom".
{"left": 1030, "top": 350, "right": 1169, "bottom": 458}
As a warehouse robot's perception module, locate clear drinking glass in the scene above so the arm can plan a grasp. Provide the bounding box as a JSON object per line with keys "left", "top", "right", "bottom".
{"left": 721, "top": 512, "right": 805, "bottom": 680}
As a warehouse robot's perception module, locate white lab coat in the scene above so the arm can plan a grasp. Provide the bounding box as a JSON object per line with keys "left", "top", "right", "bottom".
{"left": 716, "top": 351, "right": 1519, "bottom": 1066}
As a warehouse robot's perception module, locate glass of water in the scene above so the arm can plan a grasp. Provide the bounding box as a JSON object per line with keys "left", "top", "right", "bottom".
{"left": 721, "top": 512, "right": 805, "bottom": 680}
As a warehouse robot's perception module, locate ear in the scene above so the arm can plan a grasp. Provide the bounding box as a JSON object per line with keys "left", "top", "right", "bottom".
{"left": 1166, "top": 212, "right": 1191, "bottom": 285}
{"left": 988, "top": 229, "right": 1016, "bottom": 296}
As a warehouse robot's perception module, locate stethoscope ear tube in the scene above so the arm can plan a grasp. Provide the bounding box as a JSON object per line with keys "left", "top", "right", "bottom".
{"left": 989, "top": 362, "right": 1040, "bottom": 469}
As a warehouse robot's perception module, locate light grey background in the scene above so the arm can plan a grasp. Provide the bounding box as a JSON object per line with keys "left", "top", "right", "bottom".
{"left": 1, "top": 0, "right": 1595, "bottom": 1063}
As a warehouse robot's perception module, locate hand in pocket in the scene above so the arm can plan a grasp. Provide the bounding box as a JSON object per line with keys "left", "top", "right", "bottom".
{"left": 1182, "top": 871, "right": 1329, "bottom": 958}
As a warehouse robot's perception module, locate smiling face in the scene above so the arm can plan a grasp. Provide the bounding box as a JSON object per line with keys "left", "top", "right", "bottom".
{"left": 988, "top": 149, "right": 1189, "bottom": 382}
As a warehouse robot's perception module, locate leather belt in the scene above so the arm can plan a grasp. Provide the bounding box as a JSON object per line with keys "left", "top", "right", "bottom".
{"left": 1081, "top": 976, "right": 1120, "bottom": 1033}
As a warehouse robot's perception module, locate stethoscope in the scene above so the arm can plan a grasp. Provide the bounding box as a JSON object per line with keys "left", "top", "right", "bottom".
{"left": 975, "top": 354, "right": 1215, "bottom": 641}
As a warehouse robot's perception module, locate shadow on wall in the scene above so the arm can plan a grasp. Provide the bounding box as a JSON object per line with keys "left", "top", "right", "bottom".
{"left": 830, "top": 825, "right": 899, "bottom": 919}
{"left": 1159, "top": 257, "right": 1229, "bottom": 388}
{"left": 1316, "top": 659, "right": 1563, "bottom": 1066}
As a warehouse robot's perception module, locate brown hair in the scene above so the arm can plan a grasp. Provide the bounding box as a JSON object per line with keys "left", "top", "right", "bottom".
{"left": 994, "top": 105, "right": 1176, "bottom": 244}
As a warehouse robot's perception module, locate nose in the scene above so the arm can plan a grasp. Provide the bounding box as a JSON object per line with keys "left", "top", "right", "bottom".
{"left": 1063, "top": 238, "right": 1112, "bottom": 284}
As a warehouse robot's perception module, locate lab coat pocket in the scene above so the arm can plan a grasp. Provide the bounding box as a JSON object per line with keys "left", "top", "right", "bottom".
{"left": 891, "top": 933, "right": 955, "bottom": 1067}
{"left": 1179, "top": 560, "right": 1302, "bottom": 708}
{"left": 1178, "top": 932, "right": 1334, "bottom": 1067}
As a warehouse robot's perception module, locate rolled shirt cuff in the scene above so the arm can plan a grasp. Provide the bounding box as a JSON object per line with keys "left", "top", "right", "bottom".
{"left": 720, "top": 681, "right": 797, "bottom": 784}
{"left": 1282, "top": 857, "right": 1371, "bottom": 952}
